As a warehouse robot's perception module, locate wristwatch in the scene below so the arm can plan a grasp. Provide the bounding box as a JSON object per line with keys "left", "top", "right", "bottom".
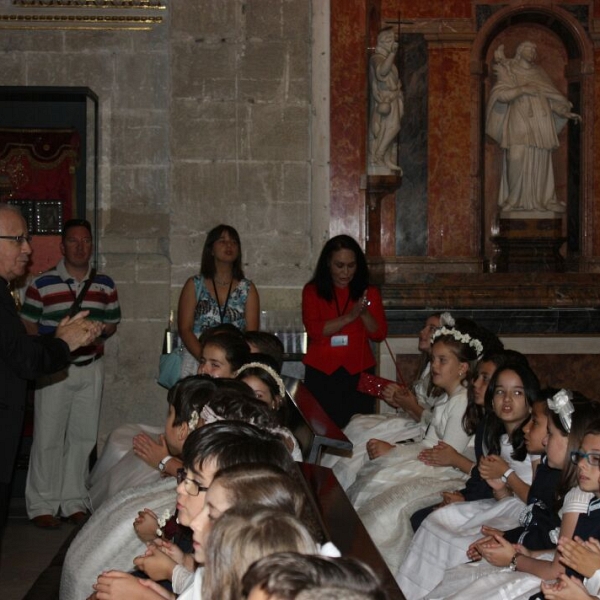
{"left": 158, "top": 455, "right": 173, "bottom": 473}
{"left": 509, "top": 551, "right": 521, "bottom": 571}
{"left": 501, "top": 468, "right": 515, "bottom": 484}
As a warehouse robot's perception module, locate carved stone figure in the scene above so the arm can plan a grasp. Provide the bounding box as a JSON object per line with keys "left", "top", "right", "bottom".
{"left": 369, "top": 27, "right": 403, "bottom": 173}
{"left": 486, "top": 41, "right": 580, "bottom": 213}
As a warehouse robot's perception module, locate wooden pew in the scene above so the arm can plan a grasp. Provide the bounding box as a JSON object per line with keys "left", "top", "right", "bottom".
{"left": 283, "top": 375, "right": 352, "bottom": 464}
{"left": 299, "top": 462, "right": 405, "bottom": 600}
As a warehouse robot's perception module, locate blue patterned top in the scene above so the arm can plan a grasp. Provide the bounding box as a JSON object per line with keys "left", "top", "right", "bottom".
{"left": 192, "top": 275, "right": 251, "bottom": 334}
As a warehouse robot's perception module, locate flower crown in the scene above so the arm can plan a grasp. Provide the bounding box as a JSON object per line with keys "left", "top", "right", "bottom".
{"left": 235, "top": 361, "right": 286, "bottom": 398}
{"left": 547, "top": 389, "right": 574, "bottom": 432}
{"left": 439, "top": 312, "right": 455, "bottom": 327}
{"left": 431, "top": 326, "right": 483, "bottom": 359}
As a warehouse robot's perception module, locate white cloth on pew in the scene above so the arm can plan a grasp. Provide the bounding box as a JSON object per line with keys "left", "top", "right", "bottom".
{"left": 86, "top": 423, "right": 164, "bottom": 511}
{"left": 60, "top": 477, "right": 176, "bottom": 600}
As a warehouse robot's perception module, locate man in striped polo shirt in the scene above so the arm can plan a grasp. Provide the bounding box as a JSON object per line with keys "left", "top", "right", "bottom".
{"left": 21, "top": 219, "right": 121, "bottom": 529}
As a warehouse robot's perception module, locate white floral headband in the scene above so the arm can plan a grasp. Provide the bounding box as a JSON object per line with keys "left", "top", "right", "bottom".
{"left": 235, "top": 362, "right": 286, "bottom": 398}
{"left": 547, "top": 389, "right": 574, "bottom": 432}
{"left": 200, "top": 404, "right": 224, "bottom": 425}
{"left": 431, "top": 326, "right": 484, "bottom": 359}
{"left": 439, "top": 312, "right": 455, "bottom": 327}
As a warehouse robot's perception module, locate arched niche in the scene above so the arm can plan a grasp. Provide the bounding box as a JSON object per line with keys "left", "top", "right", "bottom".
{"left": 470, "top": 4, "right": 594, "bottom": 271}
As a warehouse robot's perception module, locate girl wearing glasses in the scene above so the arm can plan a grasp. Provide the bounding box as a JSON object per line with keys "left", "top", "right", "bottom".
{"left": 422, "top": 393, "right": 599, "bottom": 600}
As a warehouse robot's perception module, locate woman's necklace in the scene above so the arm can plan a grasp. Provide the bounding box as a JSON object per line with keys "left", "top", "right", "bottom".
{"left": 212, "top": 278, "right": 233, "bottom": 323}
{"left": 214, "top": 277, "right": 233, "bottom": 286}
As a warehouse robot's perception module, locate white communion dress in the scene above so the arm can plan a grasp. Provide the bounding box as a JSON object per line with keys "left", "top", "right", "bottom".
{"left": 322, "top": 364, "right": 442, "bottom": 490}
{"left": 346, "top": 385, "right": 474, "bottom": 574}
{"left": 397, "top": 434, "right": 537, "bottom": 598}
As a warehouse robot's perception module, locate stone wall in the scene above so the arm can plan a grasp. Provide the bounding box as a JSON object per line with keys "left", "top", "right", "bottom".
{"left": 0, "top": 0, "right": 317, "bottom": 439}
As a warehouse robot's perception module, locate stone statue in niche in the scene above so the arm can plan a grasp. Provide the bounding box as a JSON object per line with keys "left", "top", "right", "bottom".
{"left": 368, "top": 27, "right": 403, "bottom": 174}
{"left": 486, "top": 41, "right": 581, "bottom": 213}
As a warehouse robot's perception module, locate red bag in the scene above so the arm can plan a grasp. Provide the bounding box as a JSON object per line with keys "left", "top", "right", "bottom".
{"left": 356, "top": 339, "right": 408, "bottom": 399}
{"left": 357, "top": 372, "right": 397, "bottom": 399}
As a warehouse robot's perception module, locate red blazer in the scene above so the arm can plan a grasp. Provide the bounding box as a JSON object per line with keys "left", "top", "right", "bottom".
{"left": 302, "top": 283, "right": 387, "bottom": 375}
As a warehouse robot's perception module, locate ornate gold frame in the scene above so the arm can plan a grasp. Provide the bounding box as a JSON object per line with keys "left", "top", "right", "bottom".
{"left": 3, "top": 0, "right": 165, "bottom": 30}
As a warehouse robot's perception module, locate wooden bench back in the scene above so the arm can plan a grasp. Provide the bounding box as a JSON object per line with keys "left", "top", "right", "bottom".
{"left": 283, "top": 375, "right": 352, "bottom": 463}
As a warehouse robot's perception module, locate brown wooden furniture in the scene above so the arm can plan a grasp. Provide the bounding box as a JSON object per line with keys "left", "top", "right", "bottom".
{"left": 299, "top": 462, "right": 405, "bottom": 599}
{"left": 283, "top": 375, "right": 353, "bottom": 464}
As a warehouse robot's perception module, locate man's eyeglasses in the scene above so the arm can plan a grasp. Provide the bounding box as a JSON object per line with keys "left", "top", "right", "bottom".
{"left": 176, "top": 468, "right": 208, "bottom": 496}
{"left": 0, "top": 234, "right": 32, "bottom": 245}
{"left": 570, "top": 450, "right": 600, "bottom": 467}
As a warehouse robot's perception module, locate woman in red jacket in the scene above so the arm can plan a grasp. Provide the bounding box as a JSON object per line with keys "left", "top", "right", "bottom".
{"left": 302, "top": 235, "right": 387, "bottom": 428}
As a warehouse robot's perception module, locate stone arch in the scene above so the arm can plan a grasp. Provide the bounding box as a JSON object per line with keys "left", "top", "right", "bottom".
{"left": 469, "top": 4, "right": 594, "bottom": 268}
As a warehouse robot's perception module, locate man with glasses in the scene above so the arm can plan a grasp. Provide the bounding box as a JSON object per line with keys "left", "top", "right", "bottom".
{"left": 21, "top": 218, "right": 121, "bottom": 529}
{"left": 0, "top": 204, "right": 101, "bottom": 537}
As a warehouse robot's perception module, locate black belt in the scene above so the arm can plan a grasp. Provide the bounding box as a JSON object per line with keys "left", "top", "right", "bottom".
{"left": 72, "top": 355, "right": 102, "bottom": 368}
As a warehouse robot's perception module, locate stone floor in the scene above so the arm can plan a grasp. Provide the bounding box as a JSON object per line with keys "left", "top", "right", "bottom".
{"left": 0, "top": 500, "right": 75, "bottom": 600}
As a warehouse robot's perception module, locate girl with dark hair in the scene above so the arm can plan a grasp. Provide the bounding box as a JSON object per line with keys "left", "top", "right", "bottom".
{"left": 302, "top": 235, "right": 387, "bottom": 428}
{"left": 197, "top": 330, "right": 250, "bottom": 378}
{"left": 399, "top": 369, "right": 545, "bottom": 598}
{"left": 178, "top": 224, "right": 259, "bottom": 376}
{"left": 343, "top": 324, "right": 485, "bottom": 573}
{"left": 408, "top": 351, "right": 522, "bottom": 533}
{"left": 86, "top": 376, "right": 217, "bottom": 512}
{"left": 235, "top": 359, "right": 286, "bottom": 411}
{"left": 426, "top": 394, "right": 600, "bottom": 600}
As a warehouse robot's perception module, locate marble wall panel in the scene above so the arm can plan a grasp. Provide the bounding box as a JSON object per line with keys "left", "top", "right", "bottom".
{"left": 593, "top": 51, "right": 600, "bottom": 256}
{"left": 427, "top": 46, "right": 476, "bottom": 257}
{"left": 382, "top": 0, "right": 472, "bottom": 20}
{"left": 330, "top": 0, "right": 368, "bottom": 241}
{"left": 396, "top": 33, "right": 428, "bottom": 256}
{"left": 527, "top": 354, "right": 600, "bottom": 400}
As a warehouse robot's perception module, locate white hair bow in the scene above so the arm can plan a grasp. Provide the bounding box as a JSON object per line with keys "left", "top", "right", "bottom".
{"left": 547, "top": 389, "right": 574, "bottom": 432}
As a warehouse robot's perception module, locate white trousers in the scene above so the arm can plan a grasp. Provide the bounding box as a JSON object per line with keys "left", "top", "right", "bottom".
{"left": 26, "top": 358, "right": 104, "bottom": 518}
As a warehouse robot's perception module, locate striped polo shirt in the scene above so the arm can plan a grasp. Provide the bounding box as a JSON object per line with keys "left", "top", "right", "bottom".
{"left": 21, "top": 259, "right": 121, "bottom": 360}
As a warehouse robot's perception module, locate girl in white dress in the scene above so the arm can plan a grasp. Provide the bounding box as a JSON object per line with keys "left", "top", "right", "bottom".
{"left": 345, "top": 322, "right": 486, "bottom": 573}
{"left": 425, "top": 390, "right": 599, "bottom": 600}
{"left": 321, "top": 312, "right": 451, "bottom": 490}
{"left": 398, "top": 361, "right": 542, "bottom": 597}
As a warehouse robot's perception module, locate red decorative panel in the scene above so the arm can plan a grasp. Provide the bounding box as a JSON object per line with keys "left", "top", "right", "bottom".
{"left": 427, "top": 47, "right": 475, "bottom": 257}
{"left": 330, "top": 0, "right": 368, "bottom": 242}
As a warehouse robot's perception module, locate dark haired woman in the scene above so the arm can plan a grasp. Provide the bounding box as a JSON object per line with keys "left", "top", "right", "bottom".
{"left": 178, "top": 224, "right": 260, "bottom": 375}
{"left": 302, "top": 235, "right": 387, "bottom": 428}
